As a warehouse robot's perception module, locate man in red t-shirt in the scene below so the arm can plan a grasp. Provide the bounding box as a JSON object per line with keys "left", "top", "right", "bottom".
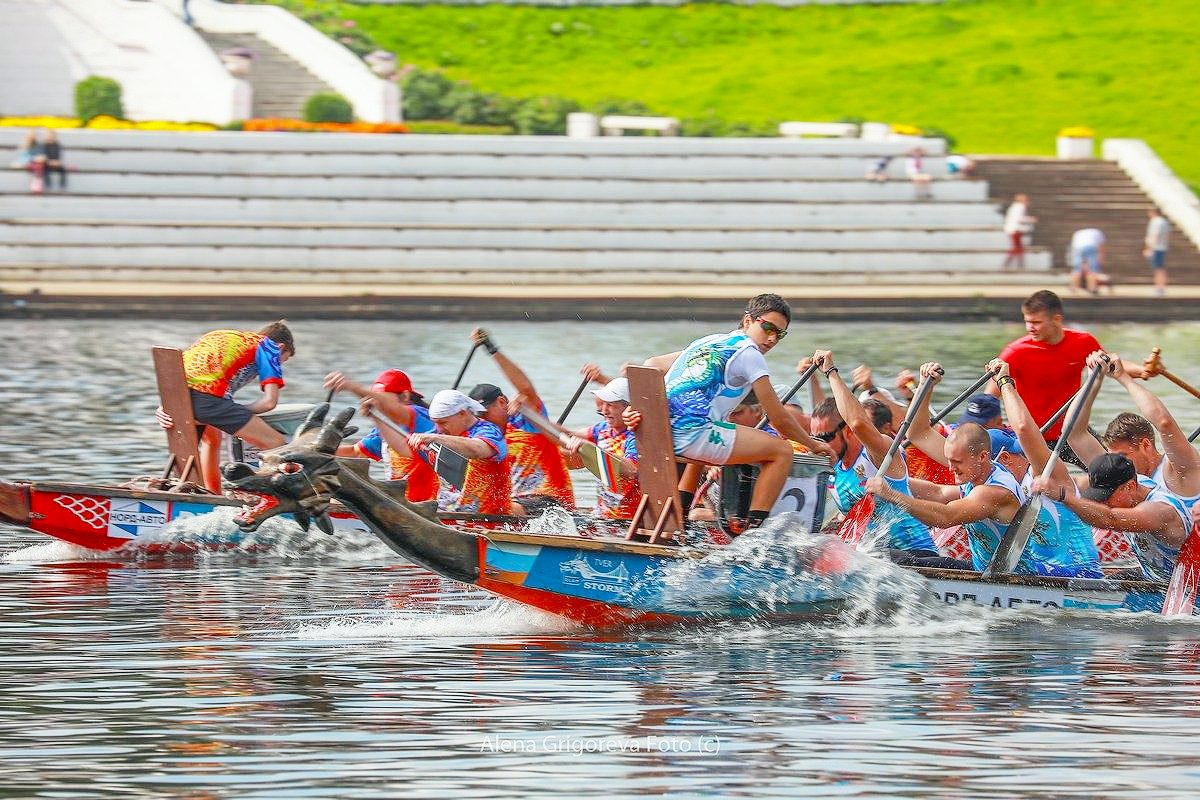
{"left": 989, "top": 290, "right": 1143, "bottom": 458}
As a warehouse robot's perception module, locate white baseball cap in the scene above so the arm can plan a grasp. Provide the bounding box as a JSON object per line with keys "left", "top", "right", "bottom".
{"left": 428, "top": 389, "right": 486, "bottom": 420}
{"left": 592, "top": 377, "right": 630, "bottom": 403}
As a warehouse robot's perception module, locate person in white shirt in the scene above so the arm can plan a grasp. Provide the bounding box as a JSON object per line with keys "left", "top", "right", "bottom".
{"left": 1143, "top": 208, "right": 1171, "bottom": 296}
{"left": 1068, "top": 227, "right": 1110, "bottom": 294}
{"left": 1002, "top": 193, "right": 1037, "bottom": 270}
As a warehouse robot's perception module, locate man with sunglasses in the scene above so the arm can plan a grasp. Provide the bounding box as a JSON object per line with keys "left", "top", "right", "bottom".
{"left": 632, "top": 293, "right": 834, "bottom": 531}
{"left": 809, "top": 350, "right": 939, "bottom": 560}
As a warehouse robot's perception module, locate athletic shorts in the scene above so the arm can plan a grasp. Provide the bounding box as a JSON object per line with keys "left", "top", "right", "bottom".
{"left": 1071, "top": 245, "right": 1100, "bottom": 272}
{"left": 190, "top": 389, "right": 252, "bottom": 435}
{"left": 675, "top": 420, "right": 738, "bottom": 464}
{"left": 1149, "top": 250, "right": 1166, "bottom": 269}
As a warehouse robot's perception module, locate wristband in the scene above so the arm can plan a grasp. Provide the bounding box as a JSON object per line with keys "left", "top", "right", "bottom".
{"left": 867, "top": 386, "right": 880, "bottom": 395}
{"left": 1058, "top": 486, "right": 1066, "bottom": 503}
{"left": 483, "top": 339, "right": 499, "bottom": 356}
{"left": 996, "top": 376, "right": 1015, "bottom": 390}
{"left": 822, "top": 365, "right": 838, "bottom": 377}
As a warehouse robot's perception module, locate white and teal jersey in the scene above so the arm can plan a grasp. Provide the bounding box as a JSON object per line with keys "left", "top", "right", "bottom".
{"left": 1020, "top": 472, "right": 1103, "bottom": 577}
{"left": 1131, "top": 485, "right": 1192, "bottom": 582}
{"left": 1149, "top": 457, "right": 1200, "bottom": 515}
{"left": 877, "top": 468, "right": 938, "bottom": 553}
{"left": 665, "top": 329, "right": 767, "bottom": 452}
{"left": 832, "top": 448, "right": 876, "bottom": 513}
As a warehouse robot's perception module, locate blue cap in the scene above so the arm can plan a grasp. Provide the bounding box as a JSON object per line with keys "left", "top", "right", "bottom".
{"left": 988, "top": 429, "right": 1023, "bottom": 460}
{"left": 958, "top": 393, "right": 1002, "bottom": 426}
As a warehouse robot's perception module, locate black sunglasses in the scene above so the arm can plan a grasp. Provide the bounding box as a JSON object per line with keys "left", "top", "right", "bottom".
{"left": 813, "top": 421, "right": 846, "bottom": 443}
{"left": 754, "top": 317, "right": 788, "bottom": 340}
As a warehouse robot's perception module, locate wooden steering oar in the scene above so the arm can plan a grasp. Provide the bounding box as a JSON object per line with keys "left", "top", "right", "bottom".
{"left": 982, "top": 361, "right": 1106, "bottom": 580}
{"left": 1145, "top": 347, "right": 1200, "bottom": 403}
{"left": 840, "top": 368, "right": 941, "bottom": 547}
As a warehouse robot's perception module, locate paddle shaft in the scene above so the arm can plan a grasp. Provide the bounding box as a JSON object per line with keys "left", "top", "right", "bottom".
{"left": 1191, "top": 424, "right": 1200, "bottom": 444}
{"left": 756, "top": 363, "right": 819, "bottom": 430}
{"left": 557, "top": 376, "right": 591, "bottom": 425}
{"left": 1040, "top": 364, "right": 1107, "bottom": 486}
{"left": 878, "top": 371, "right": 940, "bottom": 478}
{"left": 451, "top": 342, "right": 480, "bottom": 390}
{"left": 1038, "top": 395, "right": 1074, "bottom": 436}
{"left": 928, "top": 368, "right": 1000, "bottom": 428}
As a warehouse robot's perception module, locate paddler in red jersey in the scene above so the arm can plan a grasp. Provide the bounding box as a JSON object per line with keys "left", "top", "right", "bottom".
{"left": 987, "top": 290, "right": 1143, "bottom": 466}
{"left": 157, "top": 321, "right": 295, "bottom": 491}
{"left": 469, "top": 328, "right": 575, "bottom": 515}
{"left": 412, "top": 389, "right": 516, "bottom": 516}
{"left": 322, "top": 368, "right": 440, "bottom": 504}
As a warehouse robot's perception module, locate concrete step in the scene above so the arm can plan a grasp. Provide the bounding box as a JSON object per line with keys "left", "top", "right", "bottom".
{"left": 0, "top": 194, "right": 1006, "bottom": 226}
{"left": 0, "top": 172, "right": 989, "bottom": 201}
{"left": 0, "top": 245, "right": 1052, "bottom": 271}
{"left": 198, "top": 30, "right": 333, "bottom": 120}
{"left": 0, "top": 220, "right": 1018, "bottom": 250}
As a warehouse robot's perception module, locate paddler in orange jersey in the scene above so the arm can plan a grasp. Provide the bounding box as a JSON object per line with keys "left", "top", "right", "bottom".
{"left": 157, "top": 321, "right": 295, "bottom": 492}
{"left": 321, "top": 368, "right": 439, "bottom": 504}
{"left": 468, "top": 328, "right": 576, "bottom": 515}
{"left": 411, "top": 389, "right": 518, "bottom": 516}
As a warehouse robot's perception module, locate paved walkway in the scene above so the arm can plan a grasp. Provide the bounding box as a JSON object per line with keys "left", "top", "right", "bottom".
{"left": 0, "top": 0, "right": 77, "bottom": 116}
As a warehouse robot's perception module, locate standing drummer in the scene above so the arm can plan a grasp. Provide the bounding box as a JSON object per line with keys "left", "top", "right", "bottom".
{"left": 987, "top": 290, "right": 1143, "bottom": 465}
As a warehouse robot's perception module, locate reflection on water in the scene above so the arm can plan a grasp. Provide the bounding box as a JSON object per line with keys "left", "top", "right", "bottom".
{"left": 3, "top": 319, "right": 1200, "bottom": 797}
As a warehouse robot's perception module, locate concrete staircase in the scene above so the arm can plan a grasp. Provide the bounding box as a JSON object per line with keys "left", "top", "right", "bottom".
{"left": 0, "top": 129, "right": 1052, "bottom": 286}
{"left": 197, "top": 31, "right": 334, "bottom": 120}
{"left": 973, "top": 158, "right": 1200, "bottom": 284}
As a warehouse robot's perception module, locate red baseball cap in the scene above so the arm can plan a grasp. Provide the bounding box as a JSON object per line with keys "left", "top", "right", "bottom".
{"left": 372, "top": 369, "right": 413, "bottom": 395}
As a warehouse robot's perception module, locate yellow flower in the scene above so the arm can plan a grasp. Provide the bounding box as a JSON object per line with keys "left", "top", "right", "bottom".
{"left": 1058, "top": 126, "right": 1095, "bottom": 138}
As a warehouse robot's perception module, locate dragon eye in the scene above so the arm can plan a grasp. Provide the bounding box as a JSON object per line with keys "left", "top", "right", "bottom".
{"left": 279, "top": 462, "right": 302, "bottom": 474}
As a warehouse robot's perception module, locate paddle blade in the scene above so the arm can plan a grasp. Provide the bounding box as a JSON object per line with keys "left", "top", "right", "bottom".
{"left": 836, "top": 494, "right": 876, "bottom": 548}
{"left": 982, "top": 494, "right": 1040, "bottom": 579}
{"left": 1162, "top": 524, "right": 1200, "bottom": 616}
{"left": 425, "top": 442, "right": 468, "bottom": 490}
{"left": 579, "top": 441, "right": 622, "bottom": 493}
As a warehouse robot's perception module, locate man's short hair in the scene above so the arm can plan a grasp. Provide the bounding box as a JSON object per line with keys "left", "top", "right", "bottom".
{"left": 948, "top": 422, "right": 991, "bottom": 456}
{"left": 737, "top": 390, "right": 761, "bottom": 408}
{"left": 259, "top": 320, "right": 295, "bottom": 356}
{"left": 863, "top": 398, "right": 892, "bottom": 431}
{"left": 812, "top": 397, "right": 842, "bottom": 423}
{"left": 745, "top": 293, "right": 791, "bottom": 325}
{"left": 1021, "top": 290, "right": 1063, "bottom": 317}
{"left": 1104, "top": 412, "right": 1156, "bottom": 448}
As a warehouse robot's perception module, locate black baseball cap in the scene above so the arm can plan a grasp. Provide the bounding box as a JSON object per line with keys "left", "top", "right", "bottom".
{"left": 1082, "top": 452, "right": 1137, "bottom": 502}
{"left": 468, "top": 383, "right": 504, "bottom": 407}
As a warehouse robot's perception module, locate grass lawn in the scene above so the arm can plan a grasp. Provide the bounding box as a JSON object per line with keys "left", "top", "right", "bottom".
{"left": 312, "top": 0, "right": 1197, "bottom": 184}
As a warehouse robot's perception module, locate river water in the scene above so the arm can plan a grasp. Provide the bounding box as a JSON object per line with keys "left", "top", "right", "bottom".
{"left": 2, "top": 318, "right": 1200, "bottom": 798}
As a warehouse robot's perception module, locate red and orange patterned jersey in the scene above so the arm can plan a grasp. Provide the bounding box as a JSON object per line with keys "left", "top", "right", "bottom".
{"left": 589, "top": 423, "right": 641, "bottom": 519}
{"left": 386, "top": 448, "right": 440, "bottom": 504}
{"left": 505, "top": 419, "right": 576, "bottom": 510}
{"left": 182, "top": 330, "right": 283, "bottom": 398}
{"left": 452, "top": 420, "right": 513, "bottom": 516}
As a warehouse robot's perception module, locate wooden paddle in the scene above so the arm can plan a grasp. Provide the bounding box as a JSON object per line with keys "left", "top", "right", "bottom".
{"left": 1145, "top": 347, "right": 1200, "bottom": 403}
{"left": 1190, "top": 425, "right": 1200, "bottom": 444}
{"left": 1162, "top": 521, "right": 1200, "bottom": 616}
{"left": 981, "top": 362, "right": 1106, "bottom": 579}
{"left": 556, "top": 376, "right": 591, "bottom": 425}
{"left": 517, "top": 401, "right": 624, "bottom": 492}
{"left": 451, "top": 342, "right": 480, "bottom": 391}
{"left": 927, "top": 367, "right": 1000, "bottom": 428}
{"left": 839, "top": 369, "right": 941, "bottom": 548}
{"left": 365, "top": 407, "right": 469, "bottom": 490}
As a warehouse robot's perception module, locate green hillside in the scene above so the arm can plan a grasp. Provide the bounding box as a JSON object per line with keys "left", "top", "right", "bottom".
{"left": 294, "top": 0, "right": 1198, "bottom": 184}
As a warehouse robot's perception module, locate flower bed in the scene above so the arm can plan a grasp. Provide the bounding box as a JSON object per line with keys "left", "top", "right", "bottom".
{"left": 0, "top": 115, "right": 217, "bottom": 131}
{"left": 241, "top": 118, "right": 409, "bottom": 134}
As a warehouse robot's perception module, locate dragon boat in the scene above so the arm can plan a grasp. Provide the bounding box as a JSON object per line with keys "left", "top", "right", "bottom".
{"left": 223, "top": 368, "right": 1181, "bottom": 628}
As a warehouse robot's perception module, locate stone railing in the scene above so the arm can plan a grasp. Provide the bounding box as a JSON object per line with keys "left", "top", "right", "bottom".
{"left": 1104, "top": 138, "right": 1200, "bottom": 251}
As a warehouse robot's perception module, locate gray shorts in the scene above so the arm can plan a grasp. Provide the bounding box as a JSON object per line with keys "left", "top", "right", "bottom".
{"left": 190, "top": 389, "right": 252, "bottom": 435}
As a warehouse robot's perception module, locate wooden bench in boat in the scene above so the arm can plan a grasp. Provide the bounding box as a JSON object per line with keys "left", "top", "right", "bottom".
{"left": 149, "top": 346, "right": 204, "bottom": 490}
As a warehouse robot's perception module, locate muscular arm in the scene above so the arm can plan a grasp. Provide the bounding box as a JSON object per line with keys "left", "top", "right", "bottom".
{"left": 905, "top": 371, "right": 950, "bottom": 467}
{"left": 1065, "top": 368, "right": 1106, "bottom": 467}
{"left": 827, "top": 369, "right": 902, "bottom": 478}
{"left": 1061, "top": 493, "right": 1187, "bottom": 547}
{"left": 754, "top": 376, "right": 825, "bottom": 454}
{"left": 246, "top": 383, "right": 281, "bottom": 415}
{"left": 993, "top": 368, "right": 1072, "bottom": 487}
{"left": 908, "top": 477, "right": 963, "bottom": 503}
{"left": 421, "top": 433, "right": 496, "bottom": 460}
{"left": 873, "top": 481, "right": 1016, "bottom": 529}
{"left": 492, "top": 350, "right": 542, "bottom": 410}
{"left": 643, "top": 351, "right": 682, "bottom": 373}
{"left": 1117, "top": 372, "right": 1200, "bottom": 494}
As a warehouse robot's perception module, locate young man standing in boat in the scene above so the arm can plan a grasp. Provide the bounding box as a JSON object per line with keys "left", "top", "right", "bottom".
{"left": 628, "top": 293, "right": 834, "bottom": 530}
{"left": 810, "top": 349, "right": 940, "bottom": 561}
{"left": 468, "top": 328, "right": 575, "bottom": 515}
{"left": 157, "top": 321, "right": 295, "bottom": 491}
{"left": 410, "top": 389, "right": 517, "bottom": 517}
{"left": 322, "top": 368, "right": 439, "bottom": 504}
{"left": 867, "top": 362, "right": 1098, "bottom": 576}
{"left": 988, "top": 290, "right": 1143, "bottom": 465}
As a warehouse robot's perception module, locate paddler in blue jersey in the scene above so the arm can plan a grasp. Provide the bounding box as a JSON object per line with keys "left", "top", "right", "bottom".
{"left": 810, "top": 349, "right": 940, "bottom": 562}
{"left": 626, "top": 293, "right": 834, "bottom": 532}
{"left": 865, "top": 362, "right": 1093, "bottom": 576}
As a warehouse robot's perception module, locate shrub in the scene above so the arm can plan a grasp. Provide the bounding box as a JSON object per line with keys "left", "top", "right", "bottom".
{"left": 74, "top": 76, "right": 123, "bottom": 123}
{"left": 921, "top": 125, "right": 957, "bottom": 150}
{"left": 512, "top": 95, "right": 580, "bottom": 135}
{"left": 446, "top": 85, "right": 517, "bottom": 127}
{"left": 221, "top": 120, "right": 245, "bottom": 131}
{"left": 404, "top": 120, "right": 514, "bottom": 135}
{"left": 303, "top": 92, "right": 354, "bottom": 124}
{"left": 402, "top": 68, "right": 455, "bottom": 120}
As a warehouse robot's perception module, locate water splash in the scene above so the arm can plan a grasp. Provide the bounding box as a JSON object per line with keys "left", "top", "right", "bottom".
{"left": 291, "top": 598, "right": 578, "bottom": 640}
{"left": 520, "top": 505, "right": 581, "bottom": 537}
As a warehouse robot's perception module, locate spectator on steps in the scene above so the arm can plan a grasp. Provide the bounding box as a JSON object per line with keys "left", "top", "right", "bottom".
{"left": 38, "top": 130, "right": 66, "bottom": 192}
{"left": 8, "top": 131, "right": 40, "bottom": 170}
{"left": 865, "top": 155, "right": 892, "bottom": 182}
{"left": 945, "top": 154, "right": 976, "bottom": 179}
{"left": 905, "top": 147, "right": 932, "bottom": 199}
{"left": 1068, "top": 227, "right": 1112, "bottom": 295}
{"left": 1143, "top": 207, "right": 1170, "bottom": 296}
{"left": 1002, "top": 193, "right": 1037, "bottom": 270}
